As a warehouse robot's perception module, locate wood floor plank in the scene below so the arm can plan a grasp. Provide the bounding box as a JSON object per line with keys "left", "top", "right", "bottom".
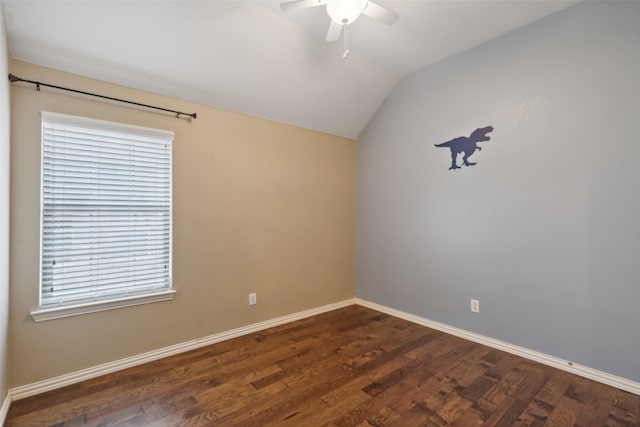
{"left": 572, "top": 381, "right": 614, "bottom": 426}
{"left": 481, "top": 395, "right": 520, "bottom": 426}
{"left": 6, "top": 305, "right": 640, "bottom": 426}
{"left": 328, "top": 357, "right": 435, "bottom": 426}
{"left": 534, "top": 369, "right": 575, "bottom": 407}
{"left": 436, "top": 393, "right": 474, "bottom": 424}
{"left": 386, "top": 403, "right": 435, "bottom": 426}
{"left": 544, "top": 395, "right": 584, "bottom": 426}
{"left": 452, "top": 405, "right": 486, "bottom": 427}
{"left": 483, "top": 366, "right": 528, "bottom": 406}
{"left": 605, "top": 388, "right": 640, "bottom": 427}
{"left": 514, "top": 398, "right": 555, "bottom": 427}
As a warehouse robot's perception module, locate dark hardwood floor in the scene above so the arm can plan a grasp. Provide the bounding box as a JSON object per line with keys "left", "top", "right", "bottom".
{"left": 6, "top": 305, "right": 640, "bottom": 426}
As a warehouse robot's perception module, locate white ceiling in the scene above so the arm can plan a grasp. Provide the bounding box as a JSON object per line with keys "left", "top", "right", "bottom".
{"left": 2, "top": 0, "right": 578, "bottom": 138}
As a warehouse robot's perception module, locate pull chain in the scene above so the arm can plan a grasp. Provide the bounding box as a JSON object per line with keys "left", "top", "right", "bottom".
{"left": 343, "top": 23, "right": 350, "bottom": 58}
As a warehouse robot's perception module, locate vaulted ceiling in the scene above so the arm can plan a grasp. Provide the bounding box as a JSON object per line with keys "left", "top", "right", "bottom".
{"left": 2, "top": 0, "right": 578, "bottom": 138}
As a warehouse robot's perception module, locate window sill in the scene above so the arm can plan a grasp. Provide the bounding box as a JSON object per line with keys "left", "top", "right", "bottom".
{"left": 31, "top": 290, "right": 176, "bottom": 322}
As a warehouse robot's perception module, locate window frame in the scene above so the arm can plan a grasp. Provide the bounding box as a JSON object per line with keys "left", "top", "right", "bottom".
{"left": 32, "top": 112, "right": 175, "bottom": 322}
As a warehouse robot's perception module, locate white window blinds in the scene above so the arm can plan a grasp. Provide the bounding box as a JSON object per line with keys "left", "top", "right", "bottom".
{"left": 40, "top": 112, "right": 173, "bottom": 309}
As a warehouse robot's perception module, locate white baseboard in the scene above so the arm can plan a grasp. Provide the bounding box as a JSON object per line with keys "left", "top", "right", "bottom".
{"left": 10, "top": 296, "right": 639, "bottom": 403}
{"left": 355, "top": 298, "right": 640, "bottom": 396}
{"left": 0, "top": 389, "right": 11, "bottom": 426}
{"left": 10, "top": 298, "right": 356, "bottom": 401}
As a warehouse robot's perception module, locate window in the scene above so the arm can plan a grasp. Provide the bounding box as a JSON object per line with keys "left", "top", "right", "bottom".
{"left": 33, "top": 112, "right": 175, "bottom": 321}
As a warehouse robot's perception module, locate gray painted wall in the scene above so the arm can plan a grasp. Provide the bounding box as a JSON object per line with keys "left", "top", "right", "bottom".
{"left": 356, "top": 1, "right": 640, "bottom": 382}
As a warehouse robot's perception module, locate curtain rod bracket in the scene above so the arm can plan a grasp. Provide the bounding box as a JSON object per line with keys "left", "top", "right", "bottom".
{"left": 8, "top": 73, "right": 197, "bottom": 120}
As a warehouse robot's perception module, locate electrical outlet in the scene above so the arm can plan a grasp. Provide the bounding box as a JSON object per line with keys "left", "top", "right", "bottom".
{"left": 470, "top": 299, "right": 480, "bottom": 313}
{"left": 249, "top": 293, "right": 257, "bottom": 306}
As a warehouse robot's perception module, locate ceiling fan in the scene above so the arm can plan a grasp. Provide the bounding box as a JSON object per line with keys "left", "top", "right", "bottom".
{"left": 280, "top": 0, "right": 399, "bottom": 58}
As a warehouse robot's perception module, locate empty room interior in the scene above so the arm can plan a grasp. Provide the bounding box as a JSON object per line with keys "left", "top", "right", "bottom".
{"left": 1, "top": 0, "right": 640, "bottom": 425}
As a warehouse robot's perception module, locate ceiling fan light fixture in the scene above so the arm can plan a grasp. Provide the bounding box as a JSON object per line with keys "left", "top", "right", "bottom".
{"left": 326, "top": 0, "right": 368, "bottom": 25}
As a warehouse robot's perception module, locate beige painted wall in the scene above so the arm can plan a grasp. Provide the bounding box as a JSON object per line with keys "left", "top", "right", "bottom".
{"left": 9, "top": 60, "right": 355, "bottom": 388}
{"left": 1, "top": 2, "right": 11, "bottom": 404}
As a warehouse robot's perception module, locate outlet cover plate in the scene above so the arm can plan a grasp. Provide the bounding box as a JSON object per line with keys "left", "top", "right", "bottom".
{"left": 471, "top": 299, "right": 480, "bottom": 313}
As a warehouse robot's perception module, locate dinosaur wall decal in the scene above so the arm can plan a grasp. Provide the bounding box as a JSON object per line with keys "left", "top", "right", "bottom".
{"left": 435, "top": 126, "right": 494, "bottom": 170}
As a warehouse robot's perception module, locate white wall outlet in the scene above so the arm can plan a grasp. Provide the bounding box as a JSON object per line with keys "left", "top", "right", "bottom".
{"left": 249, "top": 293, "right": 257, "bottom": 306}
{"left": 470, "top": 299, "right": 480, "bottom": 313}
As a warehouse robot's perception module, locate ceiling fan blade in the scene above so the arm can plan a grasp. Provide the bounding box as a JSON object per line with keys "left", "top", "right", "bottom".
{"left": 280, "top": 0, "right": 325, "bottom": 12}
{"left": 362, "top": 1, "right": 398, "bottom": 25}
{"left": 326, "top": 20, "right": 343, "bottom": 42}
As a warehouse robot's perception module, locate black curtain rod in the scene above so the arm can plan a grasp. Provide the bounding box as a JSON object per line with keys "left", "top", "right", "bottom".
{"left": 8, "top": 73, "right": 197, "bottom": 120}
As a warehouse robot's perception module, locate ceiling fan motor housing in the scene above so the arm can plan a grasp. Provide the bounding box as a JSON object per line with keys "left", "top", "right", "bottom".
{"left": 326, "top": 0, "right": 368, "bottom": 24}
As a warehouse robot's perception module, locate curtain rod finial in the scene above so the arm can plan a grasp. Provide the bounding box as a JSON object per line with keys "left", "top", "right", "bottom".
{"left": 8, "top": 73, "right": 20, "bottom": 83}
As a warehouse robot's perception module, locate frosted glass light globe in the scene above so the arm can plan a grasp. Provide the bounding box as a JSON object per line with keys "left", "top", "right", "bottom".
{"left": 326, "top": 0, "right": 368, "bottom": 24}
